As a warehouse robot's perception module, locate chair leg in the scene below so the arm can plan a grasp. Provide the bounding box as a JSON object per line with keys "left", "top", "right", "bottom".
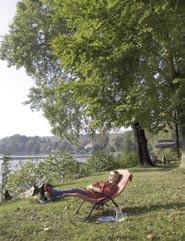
{"left": 76, "top": 200, "right": 85, "bottom": 214}
{"left": 110, "top": 199, "right": 119, "bottom": 208}
{"left": 84, "top": 203, "right": 98, "bottom": 221}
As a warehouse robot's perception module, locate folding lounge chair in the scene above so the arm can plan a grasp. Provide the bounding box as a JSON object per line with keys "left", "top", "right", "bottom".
{"left": 70, "top": 169, "right": 133, "bottom": 220}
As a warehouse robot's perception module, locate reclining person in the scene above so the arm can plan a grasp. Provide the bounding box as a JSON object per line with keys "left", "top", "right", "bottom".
{"left": 38, "top": 170, "right": 122, "bottom": 203}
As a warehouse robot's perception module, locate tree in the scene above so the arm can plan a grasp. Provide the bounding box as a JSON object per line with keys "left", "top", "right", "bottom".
{"left": 49, "top": 0, "right": 185, "bottom": 166}
{"left": 51, "top": 0, "right": 155, "bottom": 165}
{"left": 1, "top": 0, "right": 185, "bottom": 166}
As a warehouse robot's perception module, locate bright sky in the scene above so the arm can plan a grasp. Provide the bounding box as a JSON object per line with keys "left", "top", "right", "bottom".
{"left": 0, "top": 0, "right": 53, "bottom": 139}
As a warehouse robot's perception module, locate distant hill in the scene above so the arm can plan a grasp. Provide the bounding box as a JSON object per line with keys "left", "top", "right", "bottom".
{"left": 0, "top": 131, "right": 136, "bottom": 156}
{"left": 0, "top": 134, "right": 75, "bottom": 155}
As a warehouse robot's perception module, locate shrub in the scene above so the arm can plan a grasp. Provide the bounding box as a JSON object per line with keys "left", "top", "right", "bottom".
{"left": 1, "top": 155, "right": 11, "bottom": 194}
{"left": 117, "top": 151, "right": 138, "bottom": 168}
{"left": 5, "top": 152, "right": 79, "bottom": 195}
{"left": 81, "top": 151, "right": 120, "bottom": 175}
{"left": 5, "top": 161, "right": 38, "bottom": 196}
{"left": 37, "top": 152, "right": 79, "bottom": 182}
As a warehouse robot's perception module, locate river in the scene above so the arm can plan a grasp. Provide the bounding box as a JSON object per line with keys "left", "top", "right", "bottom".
{"left": 0, "top": 154, "right": 91, "bottom": 182}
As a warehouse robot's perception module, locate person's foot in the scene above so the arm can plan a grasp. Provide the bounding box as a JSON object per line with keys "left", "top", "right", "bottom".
{"left": 39, "top": 199, "right": 51, "bottom": 204}
{"left": 44, "top": 184, "right": 54, "bottom": 198}
{"left": 45, "top": 191, "right": 53, "bottom": 201}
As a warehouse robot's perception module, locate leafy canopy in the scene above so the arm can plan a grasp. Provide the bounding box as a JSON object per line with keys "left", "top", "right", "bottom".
{"left": 1, "top": 0, "right": 185, "bottom": 136}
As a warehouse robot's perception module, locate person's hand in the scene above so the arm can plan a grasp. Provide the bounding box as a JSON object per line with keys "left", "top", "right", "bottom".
{"left": 86, "top": 184, "right": 93, "bottom": 189}
{"left": 86, "top": 184, "right": 101, "bottom": 192}
{"left": 92, "top": 186, "right": 101, "bottom": 192}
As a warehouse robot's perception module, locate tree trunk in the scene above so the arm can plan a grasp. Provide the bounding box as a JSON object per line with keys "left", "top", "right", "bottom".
{"left": 180, "top": 123, "right": 185, "bottom": 168}
{"left": 134, "top": 123, "right": 145, "bottom": 166}
{"left": 175, "top": 121, "right": 181, "bottom": 160}
{"left": 133, "top": 122, "right": 155, "bottom": 166}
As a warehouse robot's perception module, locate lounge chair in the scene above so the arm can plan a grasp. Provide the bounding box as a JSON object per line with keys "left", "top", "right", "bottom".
{"left": 68, "top": 169, "right": 133, "bottom": 220}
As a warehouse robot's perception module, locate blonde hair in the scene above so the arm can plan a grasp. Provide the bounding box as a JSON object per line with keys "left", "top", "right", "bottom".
{"left": 110, "top": 170, "right": 122, "bottom": 183}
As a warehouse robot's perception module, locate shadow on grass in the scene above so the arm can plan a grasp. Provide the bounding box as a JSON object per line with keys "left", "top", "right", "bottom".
{"left": 84, "top": 201, "right": 185, "bottom": 222}
{"left": 124, "top": 201, "right": 185, "bottom": 216}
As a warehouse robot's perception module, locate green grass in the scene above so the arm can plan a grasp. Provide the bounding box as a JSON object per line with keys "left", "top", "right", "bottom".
{"left": 0, "top": 167, "right": 185, "bottom": 241}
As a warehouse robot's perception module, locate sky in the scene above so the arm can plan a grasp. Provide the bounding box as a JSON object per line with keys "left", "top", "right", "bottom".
{"left": 0, "top": 0, "right": 53, "bottom": 139}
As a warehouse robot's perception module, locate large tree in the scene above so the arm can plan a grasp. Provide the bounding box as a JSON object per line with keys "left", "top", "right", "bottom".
{"left": 1, "top": 0, "right": 185, "bottom": 166}
{"left": 49, "top": 0, "right": 185, "bottom": 166}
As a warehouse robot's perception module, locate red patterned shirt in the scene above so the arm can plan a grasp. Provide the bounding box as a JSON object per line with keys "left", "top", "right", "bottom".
{"left": 85, "top": 181, "right": 118, "bottom": 199}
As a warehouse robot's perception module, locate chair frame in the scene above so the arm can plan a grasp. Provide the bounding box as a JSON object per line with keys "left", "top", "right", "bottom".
{"left": 70, "top": 169, "right": 132, "bottom": 220}
{"left": 75, "top": 194, "right": 119, "bottom": 221}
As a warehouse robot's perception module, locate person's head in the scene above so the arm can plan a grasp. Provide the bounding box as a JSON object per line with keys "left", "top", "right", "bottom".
{"left": 108, "top": 170, "right": 122, "bottom": 184}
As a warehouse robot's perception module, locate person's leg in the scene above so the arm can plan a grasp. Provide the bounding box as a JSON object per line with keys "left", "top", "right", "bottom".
{"left": 54, "top": 188, "right": 89, "bottom": 198}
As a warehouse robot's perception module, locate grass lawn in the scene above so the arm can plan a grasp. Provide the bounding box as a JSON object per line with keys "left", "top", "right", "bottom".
{"left": 0, "top": 167, "right": 185, "bottom": 241}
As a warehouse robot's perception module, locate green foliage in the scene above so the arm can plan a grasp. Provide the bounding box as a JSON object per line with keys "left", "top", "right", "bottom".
{"left": 50, "top": 0, "right": 185, "bottom": 165}
{"left": 5, "top": 152, "right": 79, "bottom": 195}
{"left": 1, "top": 0, "right": 185, "bottom": 165}
{"left": 50, "top": 0, "right": 185, "bottom": 133}
{"left": 0, "top": 0, "right": 84, "bottom": 140}
{"left": 5, "top": 161, "right": 37, "bottom": 195}
{"left": 81, "top": 151, "right": 119, "bottom": 175}
{"left": 1, "top": 155, "right": 11, "bottom": 191}
{"left": 117, "top": 151, "right": 138, "bottom": 168}
{"left": 37, "top": 152, "right": 79, "bottom": 182}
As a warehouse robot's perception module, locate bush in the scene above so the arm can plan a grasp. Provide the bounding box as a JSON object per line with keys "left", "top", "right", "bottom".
{"left": 117, "top": 151, "right": 138, "bottom": 168}
{"left": 1, "top": 155, "right": 11, "bottom": 198}
{"left": 5, "top": 152, "right": 79, "bottom": 195}
{"left": 81, "top": 151, "right": 120, "bottom": 175}
{"left": 37, "top": 152, "right": 79, "bottom": 182}
{"left": 5, "top": 161, "right": 38, "bottom": 196}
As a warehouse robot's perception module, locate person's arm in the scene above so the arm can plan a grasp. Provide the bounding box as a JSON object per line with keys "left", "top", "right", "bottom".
{"left": 86, "top": 181, "right": 105, "bottom": 193}
{"left": 103, "top": 183, "right": 118, "bottom": 196}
